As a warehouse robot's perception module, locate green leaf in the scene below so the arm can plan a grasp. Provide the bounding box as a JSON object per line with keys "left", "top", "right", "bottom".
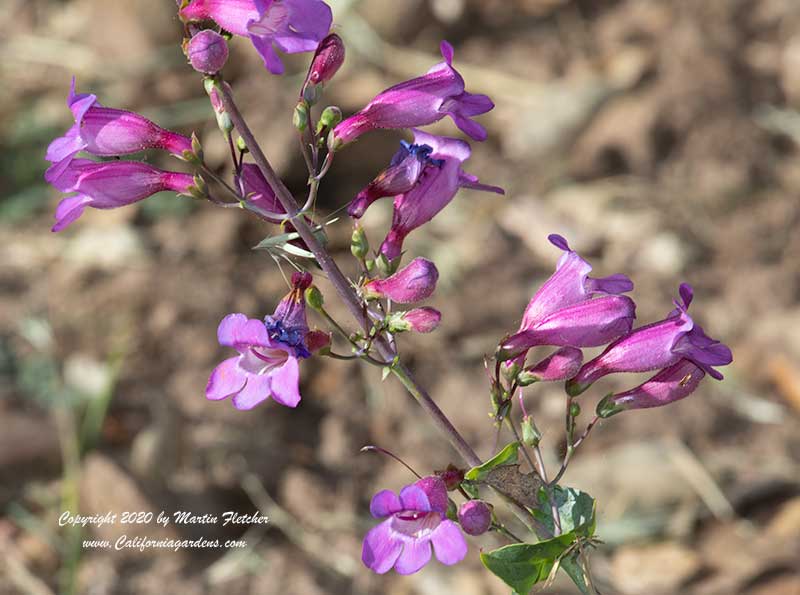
{"left": 253, "top": 227, "right": 327, "bottom": 260}
{"left": 559, "top": 552, "right": 592, "bottom": 595}
{"left": 464, "top": 442, "right": 519, "bottom": 481}
{"left": 460, "top": 481, "right": 479, "bottom": 499}
{"left": 480, "top": 533, "right": 575, "bottom": 594}
{"left": 539, "top": 486, "right": 596, "bottom": 538}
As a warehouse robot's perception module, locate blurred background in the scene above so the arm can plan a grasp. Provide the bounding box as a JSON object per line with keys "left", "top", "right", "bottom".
{"left": 1, "top": 0, "right": 799, "bottom": 593}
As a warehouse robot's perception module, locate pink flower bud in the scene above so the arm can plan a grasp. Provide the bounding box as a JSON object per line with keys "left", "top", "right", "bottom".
{"left": 305, "top": 33, "right": 345, "bottom": 87}
{"left": 392, "top": 308, "right": 442, "bottom": 334}
{"left": 519, "top": 347, "right": 583, "bottom": 384}
{"left": 187, "top": 30, "right": 229, "bottom": 74}
{"left": 363, "top": 257, "right": 438, "bottom": 304}
{"left": 458, "top": 500, "right": 492, "bottom": 536}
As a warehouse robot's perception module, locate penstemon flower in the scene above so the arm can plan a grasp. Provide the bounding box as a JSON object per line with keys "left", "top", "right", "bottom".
{"left": 206, "top": 272, "right": 318, "bottom": 410}
{"left": 518, "top": 346, "right": 584, "bottom": 384}
{"left": 372, "top": 130, "right": 504, "bottom": 262}
{"left": 247, "top": 0, "right": 333, "bottom": 74}
{"left": 180, "top": 0, "right": 332, "bottom": 74}
{"left": 362, "top": 257, "right": 439, "bottom": 303}
{"left": 595, "top": 359, "right": 708, "bottom": 417}
{"left": 48, "top": 160, "right": 195, "bottom": 232}
{"left": 347, "top": 141, "right": 437, "bottom": 219}
{"left": 362, "top": 476, "right": 467, "bottom": 575}
{"left": 45, "top": 79, "right": 192, "bottom": 184}
{"left": 332, "top": 42, "right": 494, "bottom": 145}
{"left": 567, "top": 283, "right": 732, "bottom": 395}
{"left": 499, "top": 235, "right": 633, "bottom": 365}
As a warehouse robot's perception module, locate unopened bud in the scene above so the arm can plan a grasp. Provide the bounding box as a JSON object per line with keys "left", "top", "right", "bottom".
{"left": 458, "top": 500, "right": 492, "bottom": 536}
{"left": 437, "top": 465, "right": 465, "bottom": 491}
{"left": 236, "top": 136, "right": 248, "bottom": 153}
{"left": 203, "top": 78, "right": 233, "bottom": 137}
{"left": 293, "top": 101, "right": 310, "bottom": 132}
{"left": 569, "top": 402, "right": 581, "bottom": 418}
{"left": 305, "top": 33, "right": 345, "bottom": 87}
{"left": 186, "top": 29, "right": 228, "bottom": 75}
{"left": 304, "top": 286, "right": 324, "bottom": 311}
{"left": 317, "top": 106, "right": 342, "bottom": 133}
{"left": 351, "top": 225, "right": 369, "bottom": 260}
{"left": 502, "top": 362, "right": 520, "bottom": 382}
{"left": 521, "top": 415, "right": 541, "bottom": 447}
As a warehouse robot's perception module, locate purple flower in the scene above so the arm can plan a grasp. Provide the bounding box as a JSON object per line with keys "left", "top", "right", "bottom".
{"left": 237, "top": 163, "right": 286, "bottom": 223}
{"left": 180, "top": 0, "right": 260, "bottom": 36}
{"left": 304, "top": 32, "right": 345, "bottom": 87}
{"left": 458, "top": 500, "right": 492, "bottom": 536}
{"left": 567, "top": 284, "right": 732, "bottom": 395}
{"left": 363, "top": 257, "right": 438, "bottom": 303}
{"left": 186, "top": 29, "right": 229, "bottom": 74}
{"left": 375, "top": 130, "right": 503, "bottom": 261}
{"left": 389, "top": 308, "right": 443, "bottom": 334}
{"left": 519, "top": 347, "right": 583, "bottom": 384}
{"left": 498, "top": 295, "right": 637, "bottom": 360}
{"left": 206, "top": 272, "right": 314, "bottom": 410}
{"left": 45, "top": 78, "right": 192, "bottom": 184}
{"left": 596, "top": 360, "right": 707, "bottom": 417}
{"left": 501, "top": 235, "right": 633, "bottom": 365}
{"left": 247, "top": 0, "right": 333, "bottom": 74}
{"left": 347, "top": 141, "right": 435, "bottom": 219}
{"left": 333, "top": 41, "right": 494, "bottom": 145}
{"left": 362, "top": 476, "right": 467, "bottom": 575}
{"left": 48, "top": 160, "right": 194, "bottom": 232}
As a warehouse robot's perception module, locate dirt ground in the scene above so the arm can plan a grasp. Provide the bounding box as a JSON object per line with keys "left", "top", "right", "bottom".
{"left": 1, "top": 0, "right": 799, "bottom": 593}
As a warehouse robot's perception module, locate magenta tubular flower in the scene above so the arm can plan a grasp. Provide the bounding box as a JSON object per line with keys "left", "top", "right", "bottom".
{"left": 45, "top": 79, "right": 192, "bottom": 184}
{"left": 596, "top": 360, "right": 707, "bottom": 418}
{"left": 567, "top": 284, "right": 733, "bottom": 395}
{"left": 179, "top": 0, "right": 260, "bottom": 36}
{"left": 186, "top": 29, "right": 229, "bottom": 74}
{"left": 304, "top": 32, "right": 345, "bottom": 87}
{"left": 458, "top": 500, "right": 492, "bottom": 536}
{"left": 206, "top": 273, "right": 314, "bottom": 410}
{"left": 501, "top": 234, "right": 633, "bottom": 367}
{"left": 498, "top": 295, "right": 636, "bottom": 360}
{"left": 376, "top": 130, "right": 504, "bottom": 261}
{"left": 520, "top": 347, "right": 583, "bottom": 383}
{"left": 362, "top": 476, "right": 467, "bottom": 575}
{"left": 363, "top": 257, "right": 438, "bottom": 303}
{"left": 49, "top": 160, "right": 194, "bottom": 232}
{"left": 333, "top": 41, "right": 494, "bottom": 145}
{"left": 247, "top": 0, "right": 333, "bottom": 74}
{"left": 347, "top": 141, "right": 433, "bottom": 219}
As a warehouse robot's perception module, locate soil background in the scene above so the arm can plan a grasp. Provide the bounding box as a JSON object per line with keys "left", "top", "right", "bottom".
{"left": 1, "top": 0, "right": 799, "bottom": 593}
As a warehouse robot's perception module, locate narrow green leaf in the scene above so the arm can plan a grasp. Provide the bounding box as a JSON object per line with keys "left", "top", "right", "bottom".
{"left": 464, "top": 442, "right": 519, "bottom": 481}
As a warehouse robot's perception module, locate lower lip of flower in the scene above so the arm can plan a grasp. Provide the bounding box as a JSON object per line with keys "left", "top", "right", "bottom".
{"left": 239, "top": 347, "right": 288, "bottom": 374}
{"left": 391, "top": 511, "right": 441, "bottom": 538}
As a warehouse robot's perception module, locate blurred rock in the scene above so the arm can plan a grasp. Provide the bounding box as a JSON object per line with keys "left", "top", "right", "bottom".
{"left": 64, "top": 225, "right": 147, "bottom": 271}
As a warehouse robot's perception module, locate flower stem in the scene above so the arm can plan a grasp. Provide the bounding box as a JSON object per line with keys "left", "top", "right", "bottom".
{"left": 217, "top": 79, "right": 482, "bottom": 470}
